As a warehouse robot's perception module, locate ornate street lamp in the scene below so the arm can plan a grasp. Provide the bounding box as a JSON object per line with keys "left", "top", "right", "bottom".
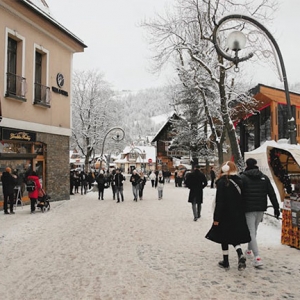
{"left": 130, "top": 147, "right": 145, "bottom": 172}
{"left": 99, "top": 127, "right": 125, "bottom": 170}
{"left": 212, "top": 14, "right": 297, "bottom": 144}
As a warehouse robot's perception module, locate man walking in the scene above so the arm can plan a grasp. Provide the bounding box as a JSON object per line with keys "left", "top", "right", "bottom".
{"left": 1, "top": 167, "right": 17, "bottom": 214}
{"left": 114, "top": 169, "right": 125, "bottom": 202}
{"left": 130, "top": 169, "right": 140, "bottom": 201}
{"left": 240, "top": 158, "right": 280, "bottom": 268}
{"left": 185, "top": 165, "right": 207, "bottom": 221}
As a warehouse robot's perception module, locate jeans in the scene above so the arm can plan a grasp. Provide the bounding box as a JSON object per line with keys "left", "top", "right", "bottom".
{"left": 115, "top": 186, "right": 124, "bottom": 201}
{"left": 192, "top": 200, "right": 201, "bottom": 218}
{"left": 132, "top": 185, "right": 139, "bottom": 200}
{"left": 158, "top": 186, "right": 163, "bottom": 199}
{"left": 245, "top": 211, "right": 264, "bottom": 257}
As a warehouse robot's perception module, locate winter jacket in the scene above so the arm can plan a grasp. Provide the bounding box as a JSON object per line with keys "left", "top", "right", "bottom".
{"left": 130, "top": 173, "right": 140, "bottom": 186}
{"left": 240, "top": 168, "right": 279, "bottom": 212}
{"left": 155, "top": 175, "right": 165, "bottom": 187}
{"left": 1, "top": 171, "right": 17, "bottom": 195}
{"left": 209, "top": 174, "right": 251, "bottom": 245}
{"left": 185, "top": 169, "right": 207, "bottom": 204}
{"left": 27, "top": 175, "right": 41, "bottom": 199}
{"left": 114, "top": 173, "right": 125, "bottom": 187}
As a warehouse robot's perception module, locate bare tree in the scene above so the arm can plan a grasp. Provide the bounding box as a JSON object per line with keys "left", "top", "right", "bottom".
{"left": 72, "top": 70, "right": 118, "bottom": 171}
{"left": 142, "top": 0, "right": 277, "bottom": 167}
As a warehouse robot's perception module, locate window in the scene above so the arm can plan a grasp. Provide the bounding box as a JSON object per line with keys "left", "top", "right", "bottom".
{"left": 34, "top": 46, "right": 51, "bottom": 106}
{"left": 278, "top": 104, "right": 296, "bottom": 140}
{"left": 5, "top": 32, "right": 27, "bottom": 99}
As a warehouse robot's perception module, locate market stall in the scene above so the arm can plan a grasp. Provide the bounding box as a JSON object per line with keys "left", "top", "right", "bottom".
{"left": 244, "top": 140, "right": 300, "bottom": 250}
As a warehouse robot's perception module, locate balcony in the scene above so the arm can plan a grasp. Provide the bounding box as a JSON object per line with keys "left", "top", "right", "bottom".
{"left": 34, "top": 83, "right": 51, "bottom": 107}
{"left": 5, "top": 73, "right": 27, "bottom": 100}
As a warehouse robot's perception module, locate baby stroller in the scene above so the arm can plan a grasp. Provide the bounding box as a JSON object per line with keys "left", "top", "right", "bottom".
{"left": 37, "top": 189, "right": 51, "bottom": 213}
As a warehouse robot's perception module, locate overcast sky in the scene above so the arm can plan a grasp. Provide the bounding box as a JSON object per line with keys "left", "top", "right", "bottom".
{"left": 47, "top": 0, "right": 300, "bottom": 91}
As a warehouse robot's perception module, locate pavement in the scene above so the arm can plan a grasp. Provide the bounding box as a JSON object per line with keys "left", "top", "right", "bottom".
{"left": 0, "top": 176, "right": 299, "bottom": 300}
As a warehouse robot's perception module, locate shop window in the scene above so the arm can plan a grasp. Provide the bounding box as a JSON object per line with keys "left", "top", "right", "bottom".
{"left": 260, "top": 106, "right": 271, "bottom": 143}
{"left": 34, "top": 46, "right": 51, "bottom": 106}
{"left": 278, "top": 104, "right": 296, "bottom": 140}
{"left": 0, "top": 142, "right": 32, "bottom": 154}
{"left": 5, "top": 31, "right": 27, "bottom": 100}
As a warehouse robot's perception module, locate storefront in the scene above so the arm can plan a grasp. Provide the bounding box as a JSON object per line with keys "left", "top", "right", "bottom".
{"left": 0, "top": 127, "right": 46, "bottom": 207}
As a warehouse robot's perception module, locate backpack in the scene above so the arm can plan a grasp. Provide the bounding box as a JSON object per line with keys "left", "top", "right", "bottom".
{"left": 26, "top": 180, "right": 36, "bottom": 192}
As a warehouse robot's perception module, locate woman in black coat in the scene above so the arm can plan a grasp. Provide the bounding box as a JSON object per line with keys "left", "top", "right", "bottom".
{"left": 185, "top": 166, "right": 207, "bottom": 221}
{"left": 206, "top": 161, "right": 251, "bottom": 271}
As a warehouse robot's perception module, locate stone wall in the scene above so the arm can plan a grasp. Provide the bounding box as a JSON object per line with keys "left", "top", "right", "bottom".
{"left": 38, "top": 133, "right": 70, "bottom": 201}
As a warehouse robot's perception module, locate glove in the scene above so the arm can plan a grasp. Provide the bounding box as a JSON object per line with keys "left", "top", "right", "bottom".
{"left": 274, "top": 208, "right": 280, "bottom": 219}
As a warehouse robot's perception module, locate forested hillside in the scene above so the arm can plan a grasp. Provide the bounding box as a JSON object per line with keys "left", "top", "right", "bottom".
{"left": 114, "top": 86, "right": 173, "bottom": 142}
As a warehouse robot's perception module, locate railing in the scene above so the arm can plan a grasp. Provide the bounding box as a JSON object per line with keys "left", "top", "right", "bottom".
{"left": 34, "top": 83, "right": 51, "bottom": 106}
{"left": 6, "top": 73, "right": 27, "bottom": 98}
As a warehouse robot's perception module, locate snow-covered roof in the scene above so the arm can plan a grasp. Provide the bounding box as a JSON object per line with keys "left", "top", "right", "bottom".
{"left": 115, "top": 145, "right": 156, "bottom": 163}
{"left": 21, "top": 0, "right": 87, "bottom": 48}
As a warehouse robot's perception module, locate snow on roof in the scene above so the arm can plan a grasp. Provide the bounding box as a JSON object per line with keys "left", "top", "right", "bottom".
{"left": 121, "top": 145, "right": 156, "bottom": 162}
{"left": 21, "top": 0, "right": 87, "bottom": 47}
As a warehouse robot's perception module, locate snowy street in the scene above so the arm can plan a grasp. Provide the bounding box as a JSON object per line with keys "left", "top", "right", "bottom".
{"left": 0, "top": 177, "right": 299, "bottom": 300}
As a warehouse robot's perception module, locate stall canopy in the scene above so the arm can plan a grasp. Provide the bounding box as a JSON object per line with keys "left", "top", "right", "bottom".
{"left": 244, "top": 140, "right": 300, "bottom": 201}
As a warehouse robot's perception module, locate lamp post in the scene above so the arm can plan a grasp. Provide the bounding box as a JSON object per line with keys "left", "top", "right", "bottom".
{"left": 212, "top": 14, "right": 297, "bottom": 145}
{"left": 99, "top": 127, "right": 125, "bottom": 171}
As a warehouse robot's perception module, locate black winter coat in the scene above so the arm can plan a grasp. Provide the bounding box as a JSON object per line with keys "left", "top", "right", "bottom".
{"left": 240, "top": 168, "right": 279, "bottom": 212}
{"left": 1, "top": 171, "right": 17, "bottom": 195}
{"left": 185, "top": 169, "right": 207, "bottom": 204}
{"left": 208, "top": 174, "right": 251, "bottom": 245}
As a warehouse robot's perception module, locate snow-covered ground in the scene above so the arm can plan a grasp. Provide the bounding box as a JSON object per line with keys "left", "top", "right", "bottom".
{"left": 0, "top": 178, "right": 299, "bottom": 300}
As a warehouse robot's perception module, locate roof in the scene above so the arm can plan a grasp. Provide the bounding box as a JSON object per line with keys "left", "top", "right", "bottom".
{"left": 151, "top": 112, "right": 179, "bottom": 143}
{"left": 114, "top": 145, "right": 157, "bottom": 163}
{"left": 20, "top": 0, "right": 87, "bottom": 48}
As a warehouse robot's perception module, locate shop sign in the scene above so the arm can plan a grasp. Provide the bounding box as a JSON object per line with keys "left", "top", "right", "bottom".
{"left": 52, "top": 73, "right": 69, "bottom": 96}
{"left": 2, "top": 128, "right": 36, "bottom": 142}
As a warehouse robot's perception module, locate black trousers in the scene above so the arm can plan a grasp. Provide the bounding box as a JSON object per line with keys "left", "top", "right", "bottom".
{"left": 3, "top": 193, "right": 14, "bottom": 212}
{"left": 192, "top": 201, "right": 201, "bottom": 218}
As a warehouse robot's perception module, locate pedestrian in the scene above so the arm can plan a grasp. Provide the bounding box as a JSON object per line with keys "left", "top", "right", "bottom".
{"left": 185, "top": 165, "right": 207, "bottom": 221}
{"left": 96, "top": 170, "right": 106, "bottom": 200}
{"left": 174, "top": 170, "right": 178, "bottom": 187}
{"left": 80, "top": 170, "right": 88, "bottom": 195}
{"left": 155, "top": 170, "right": 165, "bottom": 200}
{"left": 210, "top": 166, "right": 216, "bottom": 188}
{"left": 149, "top": 171, "right": 156, "bottom": 188}
{"left": 130, "top": 169, "right": 140, "bottom": 201}
{"left": 1, "top": 167, "right": 17, "bottom": 214}
{"left": 70, "top": 170, "right": 75, "bottom": 195}
{"left": 114, "top": 168, "right": 125, "bottom": 202}
{"left": 240, "top": 158, "right": 280, "bottom": 268}
{"left": 110, "top": 169, "right": 116, "bottom": 200}
{"left": 138, "top": 171, "right": 147, "bottom": 200}
{"left": 74, "top": 171, "right": 80, "bottom": 193}
{"left": 27, "top": 171, "right": 41, "bottom": 214}
{"left": 205, "top": 161, "right": 251, "bottom": 271}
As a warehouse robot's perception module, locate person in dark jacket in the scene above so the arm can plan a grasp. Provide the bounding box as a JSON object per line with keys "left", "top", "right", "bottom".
{"left": 1, "top": 167, "right": 17, "bottom": 214}
{"left": 185, "top": 165, "right": 207, "bottom": 221}
{"left": 130, "top": 169, "right": 140, "bottom": 201}
{"left": 210, "top": 167, "right": 216, "bottom": 188}
{"left": 114, "top": 169, "right": 126, "bottom": 202}
{"left": 155, "top": 170, "right": 165, "bottom": 200}
{"left": 138, "top": 171, "right": 147, "bottom": 200}
{"left": 240, "top": 158, "right": 280, "bottom": 268}
{"left": 206, "top": 161, "right": 251, "bottom": 271}
{"left": 96, "top": 171, "right": 106, "bottom": 200}
{"left": 27, "top": 171, "right": 41, "bottom": 214}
